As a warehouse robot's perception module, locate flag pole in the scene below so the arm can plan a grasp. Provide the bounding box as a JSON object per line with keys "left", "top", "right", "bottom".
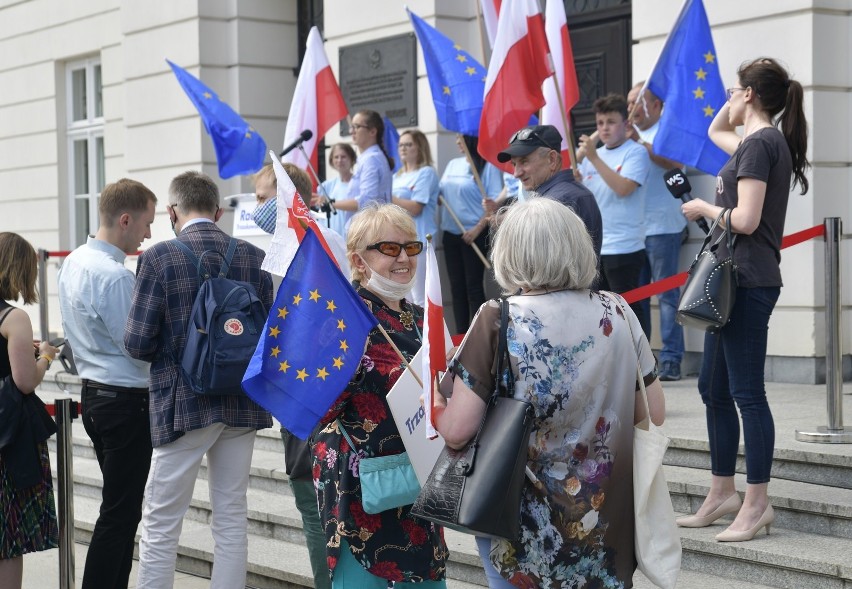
{"left": 547, "top": 63, "right": 578, "bottom": 170}
{"left": 457, "top": 134, "right": 489, "bottom": 200}
{"left": 438, "top": 196, "right": 492, "bottom": 269}
{"left": 377, "top": 324, "right": 423, "bottom": 388}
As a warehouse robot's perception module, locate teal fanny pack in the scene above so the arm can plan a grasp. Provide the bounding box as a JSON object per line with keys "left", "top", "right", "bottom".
{"left": 337, "top": 419, "right": 421, "bottom": 514}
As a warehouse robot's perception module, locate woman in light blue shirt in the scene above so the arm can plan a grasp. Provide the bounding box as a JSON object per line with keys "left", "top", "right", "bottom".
{"left": 391, "top": 129, "right": 439, "bottom": 305}
{"left": 317, "top": 142, "right": 357, "bottom": 238}
{"left": 439, "top": 134, "right": 502, "bottom": 332}
{"left": 329, "top": 110, "right": 394, "bottom": 224}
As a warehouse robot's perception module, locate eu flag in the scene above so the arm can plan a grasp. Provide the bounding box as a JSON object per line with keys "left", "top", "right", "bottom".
{"left": 242, "top": 230, "right": 378, "bottom": 440}
{"left": 167, "top": 60, "right": 267, "bottom": 179}
{"left": 408, "top": 9, "right": 486, "bottom": 136}
{"left": 383, "top": 116, "right": 401, "bottom": 173}
{"left": 646, "top": 0, "right": 729, "bottom": 176}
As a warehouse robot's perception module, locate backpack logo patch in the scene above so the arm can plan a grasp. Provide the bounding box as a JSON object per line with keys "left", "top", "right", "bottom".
{"left": 224, "top": 318, "right": 244, "bottom": 336}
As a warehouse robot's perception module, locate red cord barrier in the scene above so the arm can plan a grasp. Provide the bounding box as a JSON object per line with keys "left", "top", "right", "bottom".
{"left": 621, "top": 223, "right": 826, "bottom": 304}
{"left": 45, "top": 250, "right": 142, "bottom": 258}
{"left": 40, "top": 224, "right": 828, "bottom": 413}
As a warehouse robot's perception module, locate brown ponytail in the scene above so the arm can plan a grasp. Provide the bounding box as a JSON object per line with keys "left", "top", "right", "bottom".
{"left": 737, "top": 58, "right": 810, "bottom": 194}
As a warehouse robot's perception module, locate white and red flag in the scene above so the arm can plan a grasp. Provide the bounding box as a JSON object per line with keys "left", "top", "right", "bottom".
{"left": 281, "top": 26, "right": 348, "bottom": 185}
{"left": 479, "top": 0, "right": 502, "bottom": 48}
{"left": 421, "top": 238, "right": 446, "bottom": 439}
{"left": 478, "top": 0, "right": 552, "bottom": 173}
{"left": 542, "top": 0, "right": 580, "bottom": 169}
{"left": 261, "top": 151, "right": 338, "bottom": 276}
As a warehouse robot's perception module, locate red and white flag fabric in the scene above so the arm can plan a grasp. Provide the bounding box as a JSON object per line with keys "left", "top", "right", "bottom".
{"left": 479, "top": 0, "right": 502, "bottom": 48}
{"left": 282, "top": 26, "right": 348, "bottom": 185}
{"left": 478, "top": 0, "right": 552, "bottom": 173}
{"left": 421, "top": 239, "right": 446, "bottom": 439}
{"left": 542, "top": 0, "right": 580, "bottom": 169}
{"left": 261, "top": 151, "right": 338, "bottom": 276}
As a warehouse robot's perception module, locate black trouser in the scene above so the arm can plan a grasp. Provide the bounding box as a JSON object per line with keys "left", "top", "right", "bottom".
{"left": 599, "top": 249, "right": 651, "bottom": 339}
{"left": 443, "top": 230, "right": 489, "bottom": 333}
{"left": 81, "top": 380, "right": 152, "bottom": 589}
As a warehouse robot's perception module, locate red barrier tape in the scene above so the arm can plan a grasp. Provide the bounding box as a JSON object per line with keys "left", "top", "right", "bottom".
{"left": 621, "top": 223, "right": 826, "bottom": 304}
{"left": 44, "top": 250, "right": 142, "bottom": 259}
{"left": 41, "top": 224, "right": 828, "bottom": 412}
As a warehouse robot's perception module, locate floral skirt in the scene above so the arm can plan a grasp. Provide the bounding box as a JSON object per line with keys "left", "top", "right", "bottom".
{"left": 0, "top": 441, "right": 59, "bottom": 559}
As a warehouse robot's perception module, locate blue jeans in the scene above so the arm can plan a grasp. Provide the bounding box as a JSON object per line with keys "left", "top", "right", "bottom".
{"left": 475, "top": 537, "right": 515, "bottom": 589}
{"left": 698, "top": 286, "right": 780, "bottom": 484}
{"left": 640, "top": 232, "right": 685, "bottom": 364}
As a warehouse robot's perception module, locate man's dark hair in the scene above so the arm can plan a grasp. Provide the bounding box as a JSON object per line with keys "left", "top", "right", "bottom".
{"left": 169, "top": 170, "right": 219, "bottom": 214}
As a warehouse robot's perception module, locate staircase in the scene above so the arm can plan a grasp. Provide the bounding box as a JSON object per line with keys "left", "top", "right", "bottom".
{"left": 40, "top": 376, "right": 851, "bottom": 589}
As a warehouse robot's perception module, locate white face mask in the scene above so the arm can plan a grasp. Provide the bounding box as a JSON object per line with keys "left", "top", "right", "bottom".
{"left": 361, "top": 259, "right": 415, "bottom": 301}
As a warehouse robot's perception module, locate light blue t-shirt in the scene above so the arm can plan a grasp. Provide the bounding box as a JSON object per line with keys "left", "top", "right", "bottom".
{"left": 579, "top": 139, "right": 650, "bottom": 255}
{"left": 346, "top": 144, "right": 392, "bottom": 222}
{"left": 439, "top": 158, "right": 502, "bottom": 233}
{"left": 57, "top": 237, "right": 150, "bottom": 387}
{"left": 393, "top": 166, "right": 439, "bottom": 241}
{"left": 320, "top": 176, "right": 350, "bottom": 238}
{"left": 503, "top": 172, "right": 527, "bottom": 203}
{"left": 639, "top": 122, "right": 687, "bottom": 236}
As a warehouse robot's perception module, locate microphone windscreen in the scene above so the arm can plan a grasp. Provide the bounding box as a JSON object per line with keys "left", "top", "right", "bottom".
{"left": 663, "top": 168, "right": 691, "bottom": 198}
{"left": 300, "top": 129, "right": 314, "bottom": 142}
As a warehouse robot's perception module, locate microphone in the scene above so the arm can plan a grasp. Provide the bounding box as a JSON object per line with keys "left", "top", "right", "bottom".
{"left": 279, "top": 129, "right": 313, "bottom": 158}
{"left": 663, "top": 168, "right": 710, "bottom": 234}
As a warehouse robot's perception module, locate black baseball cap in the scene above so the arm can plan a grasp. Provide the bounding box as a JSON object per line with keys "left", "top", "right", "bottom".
{"left": 497, "top": 125, "right": 563, "bottom": 163}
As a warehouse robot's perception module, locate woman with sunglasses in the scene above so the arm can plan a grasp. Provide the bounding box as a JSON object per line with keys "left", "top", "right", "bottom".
{"left": 439, "top": 134, "right": 503, "bottom": 332}
{"left": 680, "top": 58, "right": 810, "bottom": 542}
{"left": 310, "top": 204, "right": 448, "bottom": 589}
{"left": 326, "top": 110, "right": 394, "bottom": 226}
{"left": 391, "top": 129, "right": 439, "bottom": 306}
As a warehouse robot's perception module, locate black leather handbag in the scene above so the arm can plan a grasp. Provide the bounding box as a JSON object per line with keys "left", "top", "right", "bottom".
{"left": 677, "top": 208, "right": 738, "bottom": 332}
{"left": 409, "top": 299, "right": 535, "bottom": 540}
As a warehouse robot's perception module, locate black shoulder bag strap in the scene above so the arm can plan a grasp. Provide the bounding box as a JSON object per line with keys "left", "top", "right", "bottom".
{"left": 494, "top": 298, "right": 514, "bottom": 398}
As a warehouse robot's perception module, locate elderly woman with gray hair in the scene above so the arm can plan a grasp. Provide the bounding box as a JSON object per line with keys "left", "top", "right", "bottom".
{"left": 433, "top": 198, "right": 666, "bottom": 588}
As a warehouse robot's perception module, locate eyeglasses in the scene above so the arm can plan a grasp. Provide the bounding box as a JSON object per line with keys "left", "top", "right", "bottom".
{"left": 725, "top": 87, "right": 746, "bottom": 101}
{"left": 398, "top": 142, "right": 415, "bottom": 148}
{"left": 366, "top": 241, "right": 424, "bottom": 257}
{"left": 509, "top": 128, "right": 559, "bottom": 151}
{"left": 350, "top": 123, "right": 370, "bottom": 131}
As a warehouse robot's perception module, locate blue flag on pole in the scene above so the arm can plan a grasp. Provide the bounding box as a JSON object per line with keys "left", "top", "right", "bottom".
{"left": 383, "top": 116, "right": 401, "bottom": 173}
{"left": 646, "top": 0, "right": 729, "bottom": 176}
{"left": 167, "top": 60, "right": 267, "bottom": 179}
{"left": 242, "top": 231, "right": 378, "bottom": 440}
{"left": 407, "top": 9, "right": 486, "bottom": 136}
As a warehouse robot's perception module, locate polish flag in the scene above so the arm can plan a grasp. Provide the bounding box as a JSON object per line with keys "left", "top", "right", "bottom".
{"left": 479, "top": 0, "right": 552, "bottom": 173}
{"left": 261, "top": 151, "right": 339, "bottom": 276}
{"left": 282, "top": 26, "right": 348, "bottom": 185}
{"left": 542, "top": 0, "right": 580, "bottom": 169}
{"left": 422, "top": 239, "right": 446, "bottom": 439}
{"left": 479, "top": 0, "right": 502, "bottom": 48}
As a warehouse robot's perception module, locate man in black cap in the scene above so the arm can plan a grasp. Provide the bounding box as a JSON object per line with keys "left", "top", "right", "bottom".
{"left": 498, "top": 124, "right": 602, "bottom": 257}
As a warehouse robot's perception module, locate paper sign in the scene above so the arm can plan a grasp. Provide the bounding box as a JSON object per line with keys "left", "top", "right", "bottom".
{"left": 386, "top": 323, "right": 454, "bottom": 485}
{"left": 232, "top": 196, "right": 267, "bottom": 237}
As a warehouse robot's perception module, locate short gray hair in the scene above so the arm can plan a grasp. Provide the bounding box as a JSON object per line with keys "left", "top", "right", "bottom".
{"left": 491, "top": 198, "right": 597, "bottom": 292}
{"left": 169, "top": 170, "right": 219, "bottom": 214}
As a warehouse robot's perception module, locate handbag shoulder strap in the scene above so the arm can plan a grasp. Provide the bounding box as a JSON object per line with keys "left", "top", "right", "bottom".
{"left": 494, "top": 298, "right": 515, "bottom": 399}
{"left": 335, "top": 418, "right": 358, "bottom": 450}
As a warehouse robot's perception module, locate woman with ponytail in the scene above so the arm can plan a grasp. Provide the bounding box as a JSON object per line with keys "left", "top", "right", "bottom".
{"left": 328, "top": 110, "right": 393, "bottom": 225}
{"left": 679, "top": 58, "right": 810, "bottom": 542}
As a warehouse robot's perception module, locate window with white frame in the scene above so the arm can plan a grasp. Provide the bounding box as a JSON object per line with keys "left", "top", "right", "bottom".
{"left": 66, "top": 57, "right": 104, "bottom": 246}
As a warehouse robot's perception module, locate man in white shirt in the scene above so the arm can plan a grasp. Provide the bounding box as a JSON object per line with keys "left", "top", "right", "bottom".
{"left": 58, "top": 178, "right": 156, "bottom": 589}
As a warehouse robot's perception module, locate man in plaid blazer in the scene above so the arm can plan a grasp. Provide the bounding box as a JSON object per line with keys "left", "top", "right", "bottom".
{"left": 125, "top": 171, "right": 273, "bottom": 589}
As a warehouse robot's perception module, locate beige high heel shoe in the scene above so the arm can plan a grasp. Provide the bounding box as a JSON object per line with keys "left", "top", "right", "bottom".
{"left": 676, "top": 493, "right": 742, "bottom": 528}
{"left": 715, "top": 504, "right": 775, "bottom": 542}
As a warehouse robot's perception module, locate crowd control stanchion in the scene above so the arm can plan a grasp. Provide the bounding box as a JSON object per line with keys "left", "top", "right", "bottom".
{"left": 56, "top": 398, "right": 79, "bottom": 588}
{"left": 796, "top": 217, "right": 852, "bottom": 443}
{"left": 37, "top": 248, "right": 49, "bottom": 340}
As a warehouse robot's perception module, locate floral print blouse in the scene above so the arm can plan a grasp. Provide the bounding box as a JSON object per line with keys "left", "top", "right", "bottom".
{"left": 452, "top": 291, "right": 656, "bottom": 588}
{"left": 311, "top": 287, "right": 448, "bottom": 584}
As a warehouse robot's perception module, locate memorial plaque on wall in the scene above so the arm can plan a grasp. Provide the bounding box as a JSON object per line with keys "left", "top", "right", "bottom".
{"left": 339, "top": 33, "right": 417, "bottom": 133}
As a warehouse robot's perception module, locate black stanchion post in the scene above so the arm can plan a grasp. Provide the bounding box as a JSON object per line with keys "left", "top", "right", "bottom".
{"left": 56, "top": 398, "right": 78, "bottom": 588}
{"left": 796, "top": 217, "right": 852, "bottom": 443}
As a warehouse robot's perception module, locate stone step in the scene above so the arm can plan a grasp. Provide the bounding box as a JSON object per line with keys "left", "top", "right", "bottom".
{"left": 665, "top": 464, "right": 852, "bottom": 539}
{"left": 677, "top": 520, "right": 852, "bottom": 589}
